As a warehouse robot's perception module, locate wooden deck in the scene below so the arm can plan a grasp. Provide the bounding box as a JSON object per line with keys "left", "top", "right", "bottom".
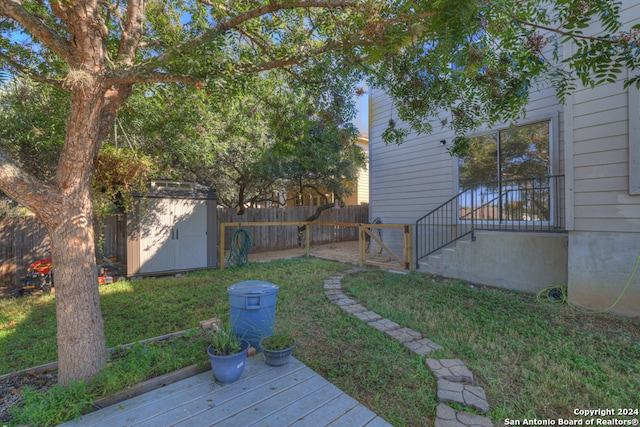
{"left": 58, "top": 356, "right": 391, "bottom": 427}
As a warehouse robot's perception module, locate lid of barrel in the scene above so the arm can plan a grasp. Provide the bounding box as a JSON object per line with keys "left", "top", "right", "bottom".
{"left": 227, "top": 280, "right": 279, "bottom": 296}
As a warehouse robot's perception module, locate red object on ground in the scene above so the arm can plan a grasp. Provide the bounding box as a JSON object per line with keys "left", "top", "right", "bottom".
{"left": 29, "top": 257, "right": 120, "bottom": 285}
{"left": 28, "top": 258, "right": 52, "bottom": 275}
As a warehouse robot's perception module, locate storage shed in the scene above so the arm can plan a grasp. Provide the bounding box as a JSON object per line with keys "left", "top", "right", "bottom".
{"left": 126, "top": 181, "right": 217, "bottom": 276}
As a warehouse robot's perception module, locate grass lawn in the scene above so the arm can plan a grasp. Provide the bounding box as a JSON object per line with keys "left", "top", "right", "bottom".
{"left": 1, "top": 258, "right": 639, "bottom": 426}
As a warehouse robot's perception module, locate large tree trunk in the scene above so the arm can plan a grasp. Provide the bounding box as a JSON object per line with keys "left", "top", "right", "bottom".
{"left": 0, "top": 0, "right": 137, "bottom": 386}
{"left": 50, "top": 193, "right": 106, "bottom": 385}
{"left": 46, "top": 85, "right": 111, "bottom": 384}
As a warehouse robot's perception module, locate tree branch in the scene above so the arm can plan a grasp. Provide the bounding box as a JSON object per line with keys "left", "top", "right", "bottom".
{"left": 151, "top": 0, "right": 359, "bottom": 66}
{"left": 0, "top": 147, "right": 62, "bottom": 226}
{"left": 213, "top": 0, "right": 359, "bottom": 33}
{"left": 304, "top": 202, "right": 335, "bottom": 222}
{"left": 231, "top": 10, "right": 436, "bottom": 73}
{"left": 0, "top": 52, "right": 66, "bottom": 87}
{"left": 232, "top": 39, "right": 370, "bottom": 75}
{"left": 0, "top": 0, "right": 73, "bottom": 62}
{"left": 298, "top": 202, "right": 335, "bottom": 239}
{"left": 106, "top": 69, "right": 204, "bottom": 86}
{"left": 485, "top": 0, "right": 623, "bottom": 44}
{"left": 116, "top": 0, "right": 145, "bottom": 65}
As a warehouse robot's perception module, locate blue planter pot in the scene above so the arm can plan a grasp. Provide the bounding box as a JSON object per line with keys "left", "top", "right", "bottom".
{"left": 207, "top": 339, "right": 249, "bottom": 383}
{"left": 259, "top": 337, "right": 295, "bottom": 367}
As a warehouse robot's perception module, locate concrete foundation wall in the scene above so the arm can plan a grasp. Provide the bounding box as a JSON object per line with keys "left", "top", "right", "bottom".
{"left": 568, "top": 231, "right": 640, "bottom": 317}
{"left": 421, "top": 231, "right": 568, "bottom": 293}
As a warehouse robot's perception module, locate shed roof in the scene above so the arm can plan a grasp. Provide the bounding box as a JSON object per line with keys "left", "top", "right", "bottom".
{"left": 134, "top": 181, "right": 217, "bottom": 200}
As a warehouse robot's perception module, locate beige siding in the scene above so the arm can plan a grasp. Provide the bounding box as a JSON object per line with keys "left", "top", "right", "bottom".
{"left": 369, "top": 87, "right": 456, "bottom": 225}
{"left": 356, "top": 139, "right": 370, "bottom": 205}
{"left": 568, "top": 0, "right": 640, "bottom": 233}
{"left": 357, "top": 168, "right": 369, "bottom": 205}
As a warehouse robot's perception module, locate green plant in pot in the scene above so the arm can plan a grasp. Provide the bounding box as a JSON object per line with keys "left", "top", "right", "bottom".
{"left": 259, "top": 331, "right": 296, "bottom": 367}
{"left": 206, "top": 323, "right": 249, "bottom": 383}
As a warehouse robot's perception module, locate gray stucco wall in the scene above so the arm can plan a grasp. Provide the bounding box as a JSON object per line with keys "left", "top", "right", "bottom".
{"left": 567, "top": 231, "right": 640, "bottom": 317}
{"left": 420, "top": 231, "right": 568, "bottom": 293}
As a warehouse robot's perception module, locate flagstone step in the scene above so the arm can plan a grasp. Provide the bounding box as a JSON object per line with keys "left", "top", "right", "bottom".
{"left": 435, "top": 403, "right": 494, "bottom": 427}
{"left": 426, "top": 358, "right": 475, "bottom": 384}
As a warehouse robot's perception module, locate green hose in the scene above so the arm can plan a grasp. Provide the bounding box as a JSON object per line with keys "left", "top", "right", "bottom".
{"left": 536, "top": 286, "right": 567, "bottom": 304}
{"left": 226, "top": 228, "right": 253, "bottom": 268}
{"left": 537, "top": 253, "right": 640, "bottom": 313}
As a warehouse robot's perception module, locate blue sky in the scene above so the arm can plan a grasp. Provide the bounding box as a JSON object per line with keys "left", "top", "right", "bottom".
{"left": 353, "top": 91, "right": 369, "bottom": 135}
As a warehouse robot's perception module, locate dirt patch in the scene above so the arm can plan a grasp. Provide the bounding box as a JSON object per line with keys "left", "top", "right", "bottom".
{"left": 249, "top": 240, "right": 398, "bottom": 267}
{"left": 249, "top": 241, "right": 362, "bottom": 264}
{"left": 0, "top": 371, "right": 57, "bottom": 424}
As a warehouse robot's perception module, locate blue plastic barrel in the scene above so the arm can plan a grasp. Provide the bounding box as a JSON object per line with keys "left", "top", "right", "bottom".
{"left": 227, "top": 280, "right": 279, "bottom": 350}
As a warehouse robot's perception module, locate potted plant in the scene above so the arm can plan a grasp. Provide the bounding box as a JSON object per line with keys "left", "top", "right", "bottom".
{"left": 206, "top": 324, "right": 250, "bottom": 383}
{"left": 259, "top": 332, "right": 296, "bottom": 366}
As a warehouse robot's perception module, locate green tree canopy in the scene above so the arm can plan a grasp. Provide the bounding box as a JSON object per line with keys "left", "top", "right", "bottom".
{"left": 0, "top": 78, "right": 67, "bottom": 180}
{"left": 109, "top": 67, "right": 364, "bottom": 212}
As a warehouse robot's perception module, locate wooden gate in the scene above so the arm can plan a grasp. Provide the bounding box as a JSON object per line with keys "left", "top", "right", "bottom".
{"left": 359, "top": 223, "right": 413, "bottom": 271}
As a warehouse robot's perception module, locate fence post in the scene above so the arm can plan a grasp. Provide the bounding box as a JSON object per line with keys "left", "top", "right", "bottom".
{"left": 305, "top": 223, "right": 310, "bottom": 257}
{"left": 219, "top": 223, "right": 225, "bottom": 270}
{"left": 405, "top": 224, "right": 414, "bottom": 271}
{"left": 358, "top": 224, "right": 365, "bottom": 267}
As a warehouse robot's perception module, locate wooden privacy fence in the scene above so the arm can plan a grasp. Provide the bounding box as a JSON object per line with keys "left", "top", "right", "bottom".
{"left": 218, "top": 204, "right": 369, "bottom": 252}
{"left": 0, "top": 203, "right": 413, "bottom": 286}
{"left": 0, "top": 215, "right": 126, "bottom": 286}
{"left": 0, "top": 216, "right": 50, "bottom": 287}
{"left": 221, "top": 221, "right": 414, "bottom": 271}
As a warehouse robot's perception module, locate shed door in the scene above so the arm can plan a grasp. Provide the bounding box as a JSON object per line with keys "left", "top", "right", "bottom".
{"left": 139, "top": 198, "right": 175, "bottom": 274}
{"left": 138, "top": 198, "right": 208, "bottom": 274}
{"left": 173, "top": 199, "right": 207, "bottom": 270}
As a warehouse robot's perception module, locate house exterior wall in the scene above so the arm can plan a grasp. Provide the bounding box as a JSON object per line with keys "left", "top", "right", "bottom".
{"left": 356, "top": 137, "right": 370, "bottom": 205}
{"left": 567, "top": 232, "right": 639, "bottom": 316}
{"left": 284, "top": 191, "right": 334, "bottom": 207}
{"left": 342, "top": 136, "right": 370, "bottom": 206}
{"left": 369, "top": 81, "right": 562, "bottom": 223}
{"left": 369, "top": 75, "right": 564, "bottom": 283}
{"left": 563, "top": 0, "right": 640, "bottom": 315}
{"left": 368, "top": 3, "right": 640, "bottom": 316}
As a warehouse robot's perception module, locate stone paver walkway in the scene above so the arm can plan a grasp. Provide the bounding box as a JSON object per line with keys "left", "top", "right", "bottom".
{"left": 324, "top": 268, "right": 494, "bottom": 427}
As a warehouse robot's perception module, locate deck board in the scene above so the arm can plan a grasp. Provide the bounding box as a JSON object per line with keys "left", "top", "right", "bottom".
{"left": 58, "top": 356, "right": 390, "bottom": 427}
{"left": 285, "top": 390, "right": 359, "bottom": 426}
{"left": 325, "top": 404, "right": 378, "bottom": 427}
{"left": 240, "top": 381, "right": 342, "bottom": 427}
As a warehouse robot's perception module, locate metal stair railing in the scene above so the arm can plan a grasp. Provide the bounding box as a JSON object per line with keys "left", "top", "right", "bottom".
{"left": 415, "top": 175, "right": 565, "bottom": 263}
{"left": 415, "top": 188, "right": 476, "bottom": 263}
